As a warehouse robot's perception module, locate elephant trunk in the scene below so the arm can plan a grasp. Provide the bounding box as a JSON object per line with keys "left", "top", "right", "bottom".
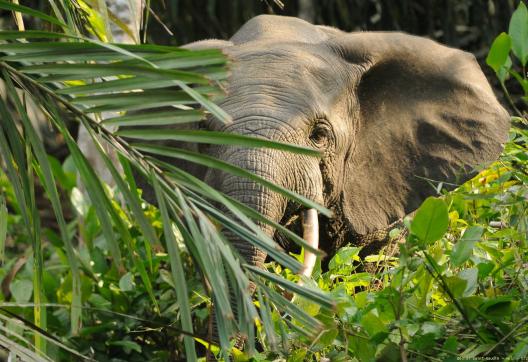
{"left": 217, "top": 146, "right": 289, "bottom": 269}
{"left": 205, "top": 139, "right": 323, "bottom": 351}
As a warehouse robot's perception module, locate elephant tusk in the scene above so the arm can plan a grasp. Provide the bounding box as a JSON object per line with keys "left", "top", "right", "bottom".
{"left": 301, "top": 208, "right": 319, "bottom": 279}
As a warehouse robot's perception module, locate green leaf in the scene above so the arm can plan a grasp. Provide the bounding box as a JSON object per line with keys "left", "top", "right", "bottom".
{"left": 0, "top": 41, "right": 174, "bottom": 54}
{"left": 161, "top": 162, "right": 325, "bottom": 254}
{"left": 255, "top": 279, "right": 323, "bottom": 338}
{"left": 349, "top": 335, "right": 376, "bottom": 362}
{"left": 0, "top": 30, "right": 68, "bottom": 40}
{"left": 0, "top": 1, "right": 66, "bottom": 27}
{"left": 458, "top": 268, "right": 478, "bottom": 297}
{"left": 119, "top": 49, "right": 226, "bottom": 69}
{"left": 328, "top": 246, "right": 361, "bottom": 270}
{"left": 360, "top": 312, "right": 387, "bottom": 338}
{"left": 109, "top": 340, "right": 142, "bottom": 354}
{"left": 477, "top": 261, "right": 494, "bottom": 278}
{"left": 510, "top": 338, "right": 528, "bottom": 360}
{"left": 10, "top": 279, "right": 34, "bottom": 303}
{"left": 135, "top": 144, "right": 331, "bottom": 218}
{"left": 443, "top": 335, "right": 458, "bottom": 354}
{"left": 103, "top": 110, "right": 204, "bottom": 127}
{"left": 509, "top": 1, "right": 528, "bottom": 66}
{"left": 410, "top": 197, "right": 449, "bottom": 245}
{"left": 21, "top": 63, "right": 207, "bottom": 85}
{"left": 480, "top": 296, "right": 516, "bottom": 318}
{"left": 118, "top": 272, "right": 135, "bottom": 292}
{"left": 56, "top": 76, "right": 203, "bottom": 96}
{"left": 486, "top": 33, "right": 512, "bottom": 73}
{"left": 2, "top": 72, "right": 83, "bottom": 335}
{"left": 152, "top": 178, "right": 197, "bottom": 361}
{"left": 0, "top": 196, "right": 6, "bottom": 264}
{"left": 450, "top": 226, "right": 484, "bottom": 266}
{"left": 247, "top": 264, "right": 335, "bottom": 310}
{"left": 47, "top": 104, "right": 122, "bottom": 269}
{"left": 444, "top": 276, "right": 467, "bottom": 298}
{"left": 121, "top": 129, "right": 321, "bottom": 157}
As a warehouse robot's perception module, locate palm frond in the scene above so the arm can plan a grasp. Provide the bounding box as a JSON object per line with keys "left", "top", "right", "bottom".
{"left": 0, "top": 2, "right": 334, "bottom": 359}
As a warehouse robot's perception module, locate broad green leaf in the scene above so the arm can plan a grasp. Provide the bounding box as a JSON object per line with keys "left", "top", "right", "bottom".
{"left": 458, "top": 268, "right": 478, "bottom": 296}
{"left": 444, "top": 276, "right": 467, "bottom": 298}
{"left": 486, "top": 33, "right": 512, "bottom": 73}
{"left": 509, "top": 1, "right": 528, "bottom": 66}
{"left": 349, "top": 335, "right": 376, "bottom": 362}
{"left": 479, "top": 296, "right": 516, "bottom": 317}
{"left": 451, "top": 226, "right": 484, "bottom": 266}
{"left": 443, "top": 336, "right": 458, "bottom": 354}
{"left": 498, "top": 56, "right": 513, "bottom": 83}
{"left": 477, "top": 260, "right": 494, "bottom": 278}
{"left": 328, "top": 246, "right": 361, "bottom": 270}
{"left": 360, "top": 312, "right": 387, "bottom": 338}
{"left": 410, "top": 197, "right": 449, "bottom": 245}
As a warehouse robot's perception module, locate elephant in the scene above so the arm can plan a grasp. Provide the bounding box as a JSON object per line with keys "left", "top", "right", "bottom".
{"left": 165, "top": 15, "right": 509, "bottom": 269}
{"left": 137, "top": 14, "right": 510, "bottom": 349}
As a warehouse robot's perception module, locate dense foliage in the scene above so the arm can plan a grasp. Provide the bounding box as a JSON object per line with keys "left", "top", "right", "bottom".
{"left": 0, "top": 1, "right": 527, "bottom": 362}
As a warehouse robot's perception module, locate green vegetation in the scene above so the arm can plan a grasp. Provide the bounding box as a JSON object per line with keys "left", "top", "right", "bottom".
{"left": 0, "top": 1, "right": 527, "bottom": 361}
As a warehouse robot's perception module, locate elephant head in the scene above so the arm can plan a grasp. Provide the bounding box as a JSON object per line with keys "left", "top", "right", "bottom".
{"left": 181, "top": 15, "right": 510, "bottom": 272}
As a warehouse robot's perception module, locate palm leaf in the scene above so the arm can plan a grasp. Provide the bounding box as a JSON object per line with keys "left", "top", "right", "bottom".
{"left": 0, "top": 3, "right": 335, "bottom": 359}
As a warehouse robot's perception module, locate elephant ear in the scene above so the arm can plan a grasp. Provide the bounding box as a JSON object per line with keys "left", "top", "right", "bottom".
{"left": 337, "top": 33, "right": 510, "bottom": 235}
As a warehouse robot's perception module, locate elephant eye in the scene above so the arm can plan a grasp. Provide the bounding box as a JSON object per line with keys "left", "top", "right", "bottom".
{"left": 309, "top": 122, "right": 331, "bottom": 147}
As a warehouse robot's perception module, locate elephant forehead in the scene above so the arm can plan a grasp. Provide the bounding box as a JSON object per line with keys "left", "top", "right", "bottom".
{"left": 222, "top": 44, "right": 352, "bottom": 122}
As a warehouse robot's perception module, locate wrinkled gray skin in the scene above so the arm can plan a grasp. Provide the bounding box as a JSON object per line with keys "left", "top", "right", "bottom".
{"left": 170, "top": 15, "right": 509, "bottom": 273}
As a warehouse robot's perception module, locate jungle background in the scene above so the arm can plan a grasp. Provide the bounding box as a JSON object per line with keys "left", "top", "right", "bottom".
{"left": 0, "top": 1, "right": 526, "bottom": 361}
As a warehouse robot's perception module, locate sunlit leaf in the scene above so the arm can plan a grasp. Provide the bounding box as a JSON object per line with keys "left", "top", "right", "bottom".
{"left": 451, "top": 226, "right": 484, "bottom": 266}
{"left": 486, "top": 33, "right": 512, "bottom": 73}
{"left": 411, "top": 197, "right": 449, "bottom": 245}
{"left": 509, "top": 1, "right": 528, "bottom": 66}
